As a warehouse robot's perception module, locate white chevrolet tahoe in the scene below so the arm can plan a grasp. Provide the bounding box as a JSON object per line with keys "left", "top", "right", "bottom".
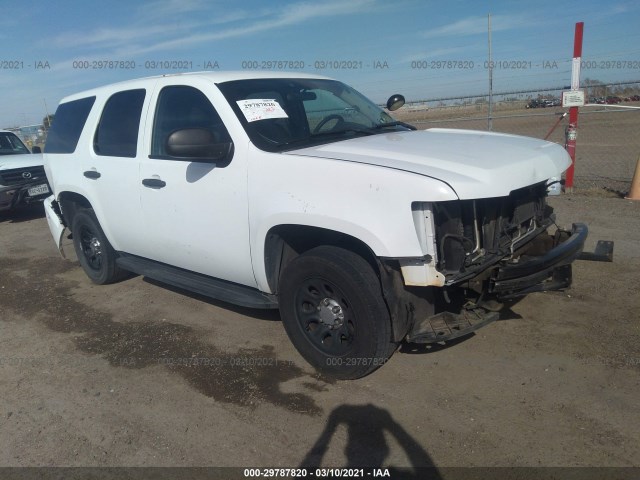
{"left": 43, "top": 72, "right": 588, "bottom": 379}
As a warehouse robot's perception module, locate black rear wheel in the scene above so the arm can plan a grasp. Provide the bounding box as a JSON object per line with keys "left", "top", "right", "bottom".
{"left": 71, "top": 209, "right": 128, "bottom": 285}
{"left": 279, "top": 246, "right": 396, "bottom": 379}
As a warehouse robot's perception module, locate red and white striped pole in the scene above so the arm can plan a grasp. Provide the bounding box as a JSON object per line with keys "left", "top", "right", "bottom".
{"left": 564, "top": 22, "right": 584, "bottom": 193}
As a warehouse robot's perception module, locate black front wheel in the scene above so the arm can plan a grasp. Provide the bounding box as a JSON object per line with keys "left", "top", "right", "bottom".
{"left": 71, "top": 209, "right": 128, "bottom": 285}
{"left": 279, "top": 246, "right": 396, "bottom": 379}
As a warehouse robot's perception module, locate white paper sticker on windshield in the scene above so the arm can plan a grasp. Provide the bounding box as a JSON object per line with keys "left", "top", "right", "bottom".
{"left": 236, "top": 99, "right": 288, "bottom": 122}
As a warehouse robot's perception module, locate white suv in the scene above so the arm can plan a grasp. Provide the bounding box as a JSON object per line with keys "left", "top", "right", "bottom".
{"left": 44, "top": 72, "right": 588, "bottom": 378}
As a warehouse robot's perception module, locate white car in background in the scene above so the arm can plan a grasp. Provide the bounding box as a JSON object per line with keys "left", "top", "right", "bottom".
{"left": 0, "top": 130, "right": 49, "bottom": 212}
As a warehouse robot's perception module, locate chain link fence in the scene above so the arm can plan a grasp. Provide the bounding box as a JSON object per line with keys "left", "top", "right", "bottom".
{"left": 394, "top": 81, "right": 640, "bottom": 194}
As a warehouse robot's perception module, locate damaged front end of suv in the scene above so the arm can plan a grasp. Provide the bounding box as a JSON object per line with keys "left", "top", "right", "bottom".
{"left": 434, "top": 180, "right": 586, "bottom": 298}
{"left": 395, "top": 181, "right": 590, "bottom": 344}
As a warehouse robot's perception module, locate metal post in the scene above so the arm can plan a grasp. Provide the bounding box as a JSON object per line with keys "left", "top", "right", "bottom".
{"left": 43, "top": 99, "right": 50, "bottom": 129}
{"left": 487, "top": 14, "right": 493, "bottom": 131}
{"left": 565, "top": 22, "right": 584, "bottom": 193}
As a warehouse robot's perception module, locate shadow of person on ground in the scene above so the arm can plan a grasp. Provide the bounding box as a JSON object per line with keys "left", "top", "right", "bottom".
{"left": 300, "top": 404, "right": 441, "bottom": 479}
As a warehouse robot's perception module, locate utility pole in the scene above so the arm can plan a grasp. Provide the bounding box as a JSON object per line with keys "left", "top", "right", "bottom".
{"left": 487, "top": 13, "right": 493, "bottom": 131}
{"left": 43, "top": 99, "right": 51, "bottom": 129}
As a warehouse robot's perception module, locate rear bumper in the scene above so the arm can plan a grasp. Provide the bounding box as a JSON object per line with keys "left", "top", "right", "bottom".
{"left": 491, "top": 223, "right": 588, "bottom": 299}
{"left": 44, "top": 195, "right": 67, "bottom": 258}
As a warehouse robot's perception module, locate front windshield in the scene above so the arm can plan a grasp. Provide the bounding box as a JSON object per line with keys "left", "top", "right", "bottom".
{"left": 217, "top": 78, "right": 410, "bottom": 152}
{"left": 0, "top": 132, "right": 31, "bottom": 155}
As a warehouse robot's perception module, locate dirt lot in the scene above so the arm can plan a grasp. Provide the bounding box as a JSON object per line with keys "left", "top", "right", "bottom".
{"left": 0, "top": 194, "right": 639, "bottom": 472}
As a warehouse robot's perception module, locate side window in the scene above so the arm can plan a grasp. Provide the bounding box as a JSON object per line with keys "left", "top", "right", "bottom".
{"left": 0, "top": 133, "right": 30, "bottom": 155}
{"left": 151, "top": 85, "right": 231, "bottom": 159}
{"left": 94, "top": 89, "right": 146, "bottom": 157}
{"left": 44, "top": 96, "right": 96, "bottom": 154}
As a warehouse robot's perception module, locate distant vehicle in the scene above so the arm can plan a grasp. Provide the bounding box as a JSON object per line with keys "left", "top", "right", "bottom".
{"left": 606, "top": 96, "right": 622, "bottom": 104}
{"left": 525, "top": 99, "right": 545, "bottom": 109}
{"left": 0, "top": 130, "right": 49, "bottom": 212}
{"left": 630, "top": 95, "right": 640, "bottom": 101}
{"left": 526, "top": 98, "right": 560, "bottom": 109}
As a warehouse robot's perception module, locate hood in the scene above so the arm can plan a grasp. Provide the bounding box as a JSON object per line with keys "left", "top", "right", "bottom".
{"left": 0, "top": 153, "right": 44, "bottom": 171}
{"left": 286, "top": 128, "right": 570, "bottom": 199}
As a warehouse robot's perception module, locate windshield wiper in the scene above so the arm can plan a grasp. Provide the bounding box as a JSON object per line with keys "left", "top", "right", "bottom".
{"left": 312, "top": 127, "right": 378, "bottom": 138}
{"left": 373, "top": 121, "right": 417, "bottom": 131}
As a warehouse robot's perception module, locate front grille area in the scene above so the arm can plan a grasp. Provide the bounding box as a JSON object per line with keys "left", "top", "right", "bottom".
{"left": 0, "top": 166, "right": 47, "bottom": 186}
{"left": 433, "top": 181, "right": 552, "bottom": 280}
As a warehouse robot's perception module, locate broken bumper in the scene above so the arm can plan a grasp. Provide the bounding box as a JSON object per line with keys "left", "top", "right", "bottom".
{"left": 404, "top": 223, "right": 598, "bottom": 344}
{"left": 491, "top": 222, "right": 588, "bottom": 299}
{"left": 406, "top": 308, "right": 499, "bottom": 344}
{"left": 44, "top": 195, "right": 67, "bottom": 258}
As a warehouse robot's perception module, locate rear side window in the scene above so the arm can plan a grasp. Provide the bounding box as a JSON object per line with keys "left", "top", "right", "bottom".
{"left": 44, "top": 96, "right": 95, "bottom": 154}
{"left": 94, "top": 89, "right": 146, "bottom": 157}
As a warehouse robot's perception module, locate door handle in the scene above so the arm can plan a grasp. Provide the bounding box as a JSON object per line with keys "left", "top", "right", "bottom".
{"left": 83, "top": 170, "right": 101, "bottom": 179}
{"left": 142, "top": 178, "right": 166, "bottom": 189}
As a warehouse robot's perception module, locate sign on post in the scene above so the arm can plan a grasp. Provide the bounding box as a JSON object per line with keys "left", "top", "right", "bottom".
{"left": 562, "top": 89, "right": 586, "bottom": 108}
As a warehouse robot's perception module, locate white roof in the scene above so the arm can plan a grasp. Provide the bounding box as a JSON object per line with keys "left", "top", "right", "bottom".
{"left": 60, "top": 71, "right": 332, "bottom": 103}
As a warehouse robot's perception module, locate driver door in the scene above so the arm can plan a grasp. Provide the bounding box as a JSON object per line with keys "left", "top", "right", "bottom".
{"left": 138, "top": 79, "right": 255, "bottom": 288}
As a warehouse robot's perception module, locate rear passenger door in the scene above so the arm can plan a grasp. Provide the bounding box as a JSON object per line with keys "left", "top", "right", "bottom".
{"left": 84, "top": 86, "right": 152, "bottom": 255}
{"left": 138, "top": 79, "right": 255, "bottom": 288}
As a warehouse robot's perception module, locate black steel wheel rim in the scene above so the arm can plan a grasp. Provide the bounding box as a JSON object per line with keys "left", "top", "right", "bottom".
{"left": 79, "top": 224, "right": 102, "bottom": 271}
{"left": 294, "top": 277, "right": 356, "bottom": 356}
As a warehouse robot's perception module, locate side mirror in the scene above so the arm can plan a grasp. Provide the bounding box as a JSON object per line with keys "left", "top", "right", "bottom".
{"left": 32, "top": 146, "right": 42, "bottom": 154}
{"left": 166, "top": 128, "right": 232, "bottom": 162}
{"left": 386, "top": 94, "right": 406, "bottom": 111}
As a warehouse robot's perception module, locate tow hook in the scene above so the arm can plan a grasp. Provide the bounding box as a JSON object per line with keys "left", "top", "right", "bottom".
{"left": 577, "top": 240, "right": 614, "bottom": 262}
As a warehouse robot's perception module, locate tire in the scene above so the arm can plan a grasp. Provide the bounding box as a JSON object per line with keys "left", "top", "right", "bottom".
{"left": 279, "top": 246, "right": 397, "bottom": 379}
{"left": 71, "top": 209, "right": 127, "bottom": 285}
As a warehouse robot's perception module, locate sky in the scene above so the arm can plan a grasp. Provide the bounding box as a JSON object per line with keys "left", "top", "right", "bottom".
{"left": 1, "top": 0, "right": 639, "bottom": 127}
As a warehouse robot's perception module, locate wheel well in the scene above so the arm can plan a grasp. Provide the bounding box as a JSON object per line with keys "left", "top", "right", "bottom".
{"left": 58, "top": 192, "right": 92, "bottom": 228}
{"left": 264, "top": 225, "right": 379, "bottom": 294}
{"left": 265, "top": 225, "right": 418, "bottom": 343}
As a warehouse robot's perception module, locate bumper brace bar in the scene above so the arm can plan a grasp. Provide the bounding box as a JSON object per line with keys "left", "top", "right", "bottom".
{"left": 491, "top": 223, "right": 588, "bottom": 298}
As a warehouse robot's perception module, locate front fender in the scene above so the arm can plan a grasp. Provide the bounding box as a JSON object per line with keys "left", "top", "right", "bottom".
{"left": 248, "top": 146, "right": 458, "bottom": 293}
